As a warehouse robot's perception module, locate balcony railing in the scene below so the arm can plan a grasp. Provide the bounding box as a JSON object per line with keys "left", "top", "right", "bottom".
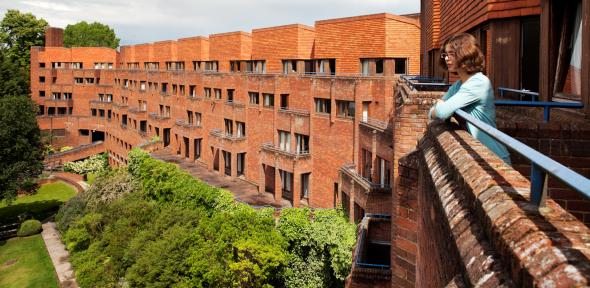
{"left": 46, "top": 141, "right": 104, "bottom": 159}
{"left": 148, "top": 112, "right": 171, "bottom": 120}
{"left": 340, "top": 163, "right": 391, "bottom": 193}
{"left": 352, "top": 214, "right": 391, "bottom": 282}
{"left": 175, "top": 119, "right": 201, "bottom": 129}
{"left": 260, "top": 142, "right": 310, "bottom": 159}
{"left": 209, "top": 128, "right": 247, "bottom": 141}
{"left": 225, "top": 100, "right": 245, "bottom": 108}
{"left": 113, "top": 102, "right": 128, "bottom": 108}
{"left": 278, "top": 107, "right": 311, "bottom": 116}
{"left": 454, "top": 109, "right": 590, "bottom": 206}
{"left": 400, "top": 74, "right": 451, "bottom": 91}
{"left": 360, "top": 117, "right": 392, "bottom": 133}
{"left": 128, "top": 107, "right": 147, "bottom": 113}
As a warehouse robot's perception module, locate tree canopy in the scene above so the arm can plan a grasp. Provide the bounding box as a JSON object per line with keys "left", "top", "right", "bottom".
{"left": 0, "top": 50, "right": 29, "bottom": 97}
{"left": 63, "top": 21, "right": 120, "bottom": 49}
{"left": 0, "top": 9, "right": 48, "bottom": 72}
{"left": 0, "top": 96, "right": 44, "bottom": 202}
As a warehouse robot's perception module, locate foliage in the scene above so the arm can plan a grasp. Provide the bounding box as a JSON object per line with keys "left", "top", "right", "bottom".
{"left": 63, "top": 21, "right": 120, "bottom": 49}
{"left": 0, "top": 49, "right": 29, "bottom": 97}
{"left": 277, "top": 208, "right": 356, "bottom": 287}
{"left": 0, "top": 235, "right": 59, "bottom": 288}
{"left": 60, "top": 146, "right": 73, "bottom": 152}
{"left": 17, "top": 219, "right": 42, "bottom": 236}
{"left": 63, "top": 153, "right": 108, "bottom": 175}
{"left": 58, "top": 153, "right": 357, "bottom": 288}
{"left": 0, "top": 96, "right": 44, "bottom": 202}
{"left": 0, "top": 10, "right": 47, "bottom": 72}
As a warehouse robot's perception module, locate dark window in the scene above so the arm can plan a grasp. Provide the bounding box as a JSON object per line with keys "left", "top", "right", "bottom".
{"left": 376, "top": 59, "right": 384, "bottom": 74}
{"left": 394, "top": 58, "right": 407, "bottom": 74}
{"left": 39, "top": 76, "right": 45, "bottom": 83}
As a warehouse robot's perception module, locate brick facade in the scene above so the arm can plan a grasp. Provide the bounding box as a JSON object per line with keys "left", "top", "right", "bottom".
{"left": 31, "top": 13, "right": 420, "bottom": 210}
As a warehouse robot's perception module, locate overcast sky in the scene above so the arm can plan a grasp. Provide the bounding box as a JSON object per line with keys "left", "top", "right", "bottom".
{"left": 0, "top": 0, "right": 420, "bottom": 45}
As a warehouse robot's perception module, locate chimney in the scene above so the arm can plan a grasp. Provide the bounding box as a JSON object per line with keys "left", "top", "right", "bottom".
{"left": 45, "top": 27, "right": 64, "bottom": 47}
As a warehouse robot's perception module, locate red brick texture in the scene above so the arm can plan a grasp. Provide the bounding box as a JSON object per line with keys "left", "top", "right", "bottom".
{"left": 417, "top": 120, "right": 590, "bottom": 287}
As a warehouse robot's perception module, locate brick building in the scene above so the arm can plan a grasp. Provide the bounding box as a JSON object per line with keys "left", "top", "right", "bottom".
{"left": 31, "top": 13, "right": 420, "bottom": 210}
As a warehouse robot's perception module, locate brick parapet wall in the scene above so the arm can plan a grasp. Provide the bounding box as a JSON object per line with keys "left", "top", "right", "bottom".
{"left": 391, "top": 81, "right": 444, "bottom": 287}
{"left": 417, "top": 120, "right": 590, "bottom": 287}
{"left": 497, "top": 106, "right": 590, "bottom": 225}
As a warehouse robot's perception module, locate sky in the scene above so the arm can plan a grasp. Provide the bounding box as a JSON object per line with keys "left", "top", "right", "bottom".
{"left": 0, "top": 0, "right": 420, "bottom": 45}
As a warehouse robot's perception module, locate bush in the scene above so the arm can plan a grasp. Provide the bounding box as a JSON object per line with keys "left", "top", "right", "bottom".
{"left": 60, "top": 146, "right": 73, "bottom": 152}
{"left": 64, "top": 153, "right": 108, "bottom": 175}
{"left": 17, "top": 219, "right": 42, "bottom": 236}
{"left": 19, "top": 178, "right": 39, "bottom": 194}
{"left": 56, "top": 193, "right": 87, "bottom": 232}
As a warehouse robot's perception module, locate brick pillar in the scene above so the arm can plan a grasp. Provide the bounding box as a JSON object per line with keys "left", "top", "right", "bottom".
{"left": 231, "top": 151, "right": 237, "bottom": 178}
{"left": 349, "top": 180, "right": 356, "bottom": 223}
{"left": 293, "top": 171, "right": 301, "bottom": 207}
{"left": 259, "top": 162, "right": 265, "bottom": 193}
{"left": 392, "top": 82, "right": 442, "bottom": 287}
{"left": 337, "top": 171, "right": 343, "bottom": 208}
{"left": 275, "top": 163, "right": 282, "bottom": 204}
{"left": 219, "top": 149, "right": 226, "bottom": 176}
{"left": 371, "top": 130, "right": 378, "bottom": 182}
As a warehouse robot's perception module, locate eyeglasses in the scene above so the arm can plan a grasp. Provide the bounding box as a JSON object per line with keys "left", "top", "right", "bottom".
{"left": 440, "top": 52, "right": 456, "bottom": 59}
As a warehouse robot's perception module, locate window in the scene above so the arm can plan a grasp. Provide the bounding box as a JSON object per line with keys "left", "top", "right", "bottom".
{"left": 172, "top": 84, "right": 178, "bottom": 95}
{"left": 194, "top": 138, "right": 201, "bottom": 159}
{"left": 236, "top": 121, "right": 245, "bottom": 137}
{"left": 193, "top": 61, "right": 202, "bottom": 71}
{"left": 314, "top": 98, "right": 331, "bottom": 114}
{"left": 187, "top": 110, "right": 194, "bottom": 124}
{"left": 63, "top": 93, "right": 72, "bottom": 100}
{"left": 224, "top": 119, "right": 233, "bottom": 136}
{"left": 249, "top": 92, "right": 259, "bottom": 105}
{"left": 195, "top": 112, "right": 201, "bottom": 126}
{"left": 86, "top": 78, "right": 94, "bottom": 84}
{"left": 127, "top": 62, "right": 139, "bottom": 69}
{"left": 304, "top": 60, "right": 315, "bottom": 74}
{"left": 74, "top": 77, "right": 83, "bottom": 84}
{"left": 295, "top": 134, "right": 309, "bottom": 154}
{"left": 39, "top": 62, "right": 46, "bottom": 68}
{"left": 282, "top": 60, "right": 297, "bottom": 74}
{"left": 166, "top": 61, "right": 185, "bottom": 71}
{"left": 394, "top": 58, "right": 407, "bottom": 74}
{"left": 91, "top": 109, "right": 97, "bottom": 116}
{"left": 280, "top": 94, "right": 289, "bottom": 109}
{"left": 214, "top": 88, "right": 221, "bottom": 100}
{"left": 39, "top": 76, "right": 45, "bottom": 83}
{"left": 179, "top": 85, "right": 185, "bottom": 96}
{"left": 79, "top": 129, "right": 89, "bottom": 136}
{"left": 52, "top": 92, "right": 61, "bottom": 100}
{"left": 204, "top": 61, "right": 218, "bottom": 72}
{"left": 301, "top": 173, "right": 310, "bottom": 199}
{"left": 223, "top": 151, "right": 231, "bottom": 176}
{"left": 280, "top": 170, "right": 293, "bottom": 199}
{"left": 161, "top": 83, "right": 168, "bottom": 93}
{"left": 140, "top": 81, "right": 146, "bottom": 91}
{"left": 144, "top": 62, "right": 159, "bottom": 70}
{"left": 227, "top": 89, "right": 234, "bottom": 102}
{"left": 375, "top": 59, "right": 384, "bottom": 74}
{"left": 189, "top": 85, "right": 197, "bottom": 97}
{"left": 39, "top": 90, "right": 45, "bottom": 97}
{"left": 245, "top": 60, "right": 266, "bottom": 73}
{"left": 230, "top": 61, "right": 241, "bottom": 72}
{"left": 237, "top": 153, "right": 245, "bottom": 176}
{"left": 554, "top": 1, "right": 583, "bottom": 100}
{"left": 204, "top": 87, "right": 211, "bottom": 98}
{"left": 361, "top": 59, "right": 370, "bottom": 76}
{"left": 95, "top": 62, "right": 114, "bottom": 69}
{"left": 263, "top": 93, "right": 274, "bottom": 107}
{"left": 336, "top": 100, "right": 355, "bottom": 118}
{"left": 377, "top": 157, "right": 391, "bottom": 188}
{"left": 278, "top": 130, "right": 291, "bottom": 152}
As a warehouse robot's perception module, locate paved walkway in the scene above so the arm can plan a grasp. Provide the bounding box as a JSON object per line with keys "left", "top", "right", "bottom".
{"left": 151, "top": 149, "right": 291, "bottom": 208}
{"left": 41, "top": 222, "right": 79, "bottom": 288}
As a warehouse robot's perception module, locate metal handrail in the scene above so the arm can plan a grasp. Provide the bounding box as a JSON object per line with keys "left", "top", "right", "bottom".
{"left": 400, "top": 74, "right": 450, "bottom": 91}
{"left": 340, "top": 163, "right": 390, "bottom": 191}
{"left": 494, "top": 100, "right": 583, "bottom": 122}
{"left": 454, "top": 109, "right": 590, "bottom": 206}
{"left": 498, "top": 87, "right": 539, "bottom": 101}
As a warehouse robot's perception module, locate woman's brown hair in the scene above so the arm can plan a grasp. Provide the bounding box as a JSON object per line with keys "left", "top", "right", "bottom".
{"left": 439, "top": 33, "right": 485, "bottom": 74}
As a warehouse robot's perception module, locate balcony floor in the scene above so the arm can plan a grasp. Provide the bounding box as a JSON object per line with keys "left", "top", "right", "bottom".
{"left": 151, "top": 148, "right": 285, "bottom": 208}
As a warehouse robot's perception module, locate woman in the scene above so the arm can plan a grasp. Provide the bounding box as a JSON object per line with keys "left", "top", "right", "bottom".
{"left": 429, "top": 33, "right": 511, "bottom": 165}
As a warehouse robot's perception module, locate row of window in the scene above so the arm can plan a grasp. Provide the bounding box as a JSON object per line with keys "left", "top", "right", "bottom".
{"left": 38, "top": 62, "right": 113, "bottom": 69}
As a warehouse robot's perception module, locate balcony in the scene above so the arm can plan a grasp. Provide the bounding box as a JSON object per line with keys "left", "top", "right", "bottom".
{"left": 44, "top": 98, "right": 73, "bottom": 107}
{"left": 128, "top": 106, "right": 147, "bottom": 114}
{"left": 148, "top": 112, "right": 171, "bottom": 120}
{"left": 260, "top": 142, "right": 310, "bottom": 159}
{"left": 174, "top": 119, "right": 201, "bottom": 129}
{"left": 113, "top": 102, "right": 128, "bottom": 109}
{"left": 225, "top": 100, "right": 245, "bottom": 108}
{"left": 89, "top": 99, "right": 112, "bottom": 109}
{"left": 349, "top": 214, "right": 391, "bottom": 284}
{"left": 340, "top": 163, "right": 391, "bottom": 194}
{"left": 209, "top": 128, "right": 246, "bottom": 141}
{"left": 278, "top": 107, "right": 310, "bottom": 116}
{"left": 360, "top": 117, "right": 392, "bottom": 134}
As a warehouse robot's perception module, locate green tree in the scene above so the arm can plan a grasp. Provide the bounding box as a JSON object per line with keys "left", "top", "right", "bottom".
{"left": 0, "top": 50, "right": 29, "bottom": 97}
{"left": 0, "top": 10, "right": 48, "bottom": 72}
{"left": 0, "top": 96, "right": 43, "bottom": 202}
{"left": 63, "top": 21, "right": 120, "bottom": 49}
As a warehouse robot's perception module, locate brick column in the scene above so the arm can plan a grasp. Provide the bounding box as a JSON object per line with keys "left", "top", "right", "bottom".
{"left": 349, "top": 180, "right": 355, "bottom": 223}
{"left": 392, "top": 82, "right": 442, "bottom": 287}
{"left": 274, "top": 161, "right": 282, "bottom": 204}
{"left": 293, "top": 171, "right": 301, "bottom": 207}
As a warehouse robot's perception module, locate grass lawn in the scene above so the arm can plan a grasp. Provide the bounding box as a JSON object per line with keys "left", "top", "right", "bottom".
{"left": 0, "top": 235, "right": 59, "bottom": 288}
{"left": 0, "top": 182, "right": 77, "bottom": 225}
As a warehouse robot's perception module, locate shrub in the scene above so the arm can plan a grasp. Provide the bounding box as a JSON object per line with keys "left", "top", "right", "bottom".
{"left": 63, "top": 153, "right": 108, "bottom": 175}
{"left": 17, "top": 219, "right": 42, "bottom": 236}
{"left": 60, "top": 146, "right": 73, "bottom": 152}
{"left": 19, "top": 178, "right": 39, "bottom": 194}
{"left": 56, "top": 193, "right": 87, "bottom": 232}
{"left": 83, "top": 168, "right": 140, "bottom": 211}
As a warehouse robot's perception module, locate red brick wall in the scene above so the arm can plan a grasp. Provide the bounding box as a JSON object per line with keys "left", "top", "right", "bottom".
{"left": 45, "top": 27, "right": 63, "bottom": 47}
{"left": 315, "top": 13, "right": 421, "bottom": 74}
{"left": 252, "top": 24, "right": 315, "bottom": 73}
{"left": 210, "top": 32, "right": 252, "bottom": 72}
